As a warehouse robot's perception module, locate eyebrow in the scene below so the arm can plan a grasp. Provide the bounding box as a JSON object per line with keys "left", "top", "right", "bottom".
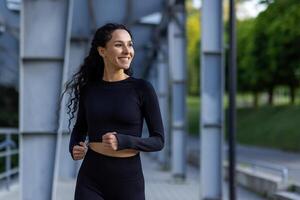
{"left": 114, "top": 40, "right": 133, "bottom": 43}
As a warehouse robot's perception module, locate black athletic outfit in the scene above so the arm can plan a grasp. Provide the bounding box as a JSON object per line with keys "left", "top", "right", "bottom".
{"left": 69, "top": 76, "right": 164, "bottom": 200}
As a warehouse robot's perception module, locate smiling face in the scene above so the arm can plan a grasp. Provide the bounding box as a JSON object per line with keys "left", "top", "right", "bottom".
{"left": 97, "top": 29, "right": 134, "bottom": 71}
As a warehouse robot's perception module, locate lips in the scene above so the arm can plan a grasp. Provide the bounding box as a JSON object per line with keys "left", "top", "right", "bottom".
{"left": 118, "top": 57, "right": 131, "bottom": 62}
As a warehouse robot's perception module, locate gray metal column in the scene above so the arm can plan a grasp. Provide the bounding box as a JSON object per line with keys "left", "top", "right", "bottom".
{"left": 200, "top": 0, "right": 224, "bottom": 199}
{"left": 57, "top": 0, "right": 91, "bottom": 181}
{"left": 52, "top": 1, "right": 74, "bottom": 199}
{"left": 157, "top": 42, "right": 170, "bottom": 169}
{"left": 20, "top": 1, "right": 70, "bottom": 200}
{"left": 58, "top": 42, "right": 89, "bottom": 180}
{"left": 168, "top": 0, "right": 187, "bottom": 179}
{"left": 228, "top": 0, "right": 237, "bottom": 199}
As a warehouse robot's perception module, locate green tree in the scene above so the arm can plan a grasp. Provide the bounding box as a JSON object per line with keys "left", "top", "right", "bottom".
{"left": 186, "top": 6, "right": 201, "bottom": 96}
{"left": 251, "top": 6, "right": 276, "bottom": 105}
{"left": 237, "top": 19, "right": 262, "bottom": 106}
{"left": 237, "top": 0, "right": 300, "bottom": 106}
{"left": 266, "top": 1, "right": 300, "bottom": 104}
{"left": 254, "top": 0, "right": 300, "bottom": 104}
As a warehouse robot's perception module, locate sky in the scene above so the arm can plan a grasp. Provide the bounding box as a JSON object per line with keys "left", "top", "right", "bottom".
{"left": 192, "top": 0, "right": 268, "bottom": 20}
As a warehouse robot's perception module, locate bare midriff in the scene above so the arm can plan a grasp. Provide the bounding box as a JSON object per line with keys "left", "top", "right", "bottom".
{"left": 89, "top": 142, "right": 139, "bottom": 157}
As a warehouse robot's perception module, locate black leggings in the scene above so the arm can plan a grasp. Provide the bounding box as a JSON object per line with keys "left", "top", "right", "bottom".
{"left": 74, "top": 148, "right": 145, "bottom": 200}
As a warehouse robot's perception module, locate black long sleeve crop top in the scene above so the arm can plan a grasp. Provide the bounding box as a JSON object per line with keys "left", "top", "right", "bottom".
{"left": 69, "top": 76, "right": 164, "bottom": 158}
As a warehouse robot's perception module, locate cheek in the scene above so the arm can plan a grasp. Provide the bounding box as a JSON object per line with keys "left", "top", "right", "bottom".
{"left": 109, "top": 51, "right": 120, "bottom": 61}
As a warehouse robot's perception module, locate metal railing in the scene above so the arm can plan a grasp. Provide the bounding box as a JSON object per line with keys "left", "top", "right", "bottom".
{"left": 238, "top": 158, "right": 289, "bottom": 185}
{"left": 0, "top": 128, "right": 19, "bottom": 190}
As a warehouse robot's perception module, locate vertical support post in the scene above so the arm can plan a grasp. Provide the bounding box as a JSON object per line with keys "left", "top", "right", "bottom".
{"left": 52, "top": 1, "right": 74, "bottom": 199}
{"left": 228, "top": 0, "right": 237, "bottom": 199}
{"left": 200, "top": 0, "right": 224, "bottom": 199}
{"left": 157, "top": 41, "right": 170, "bottom": 169}
{"left": 168, "top": 0, "right": 187, "bottom": 180}
{"left": 20, "top": 1, "right": 70, "bottom": 199}
{"left": 58, "top": 38, "right": 90, "bottom": 180}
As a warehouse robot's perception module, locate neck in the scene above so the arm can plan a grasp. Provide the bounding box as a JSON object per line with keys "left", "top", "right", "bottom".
{"left": 102, "top": 67, "right": 128, "bottom": 82}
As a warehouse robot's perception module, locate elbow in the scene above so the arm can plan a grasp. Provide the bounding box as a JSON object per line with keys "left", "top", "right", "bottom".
{"left": 156, "top": 136, "right": 164, "bottom": 151}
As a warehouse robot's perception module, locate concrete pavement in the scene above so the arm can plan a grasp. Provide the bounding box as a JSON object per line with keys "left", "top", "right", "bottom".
{"left": 0, "top": 151, "right": 265, "bottom": 200}
{"left": 187, "top": 135, "right": 300, "bottom": 185}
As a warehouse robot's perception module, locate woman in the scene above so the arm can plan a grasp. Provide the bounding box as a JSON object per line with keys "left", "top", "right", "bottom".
{"left": 64, "top": 23, "right": 164, "bottom": 200}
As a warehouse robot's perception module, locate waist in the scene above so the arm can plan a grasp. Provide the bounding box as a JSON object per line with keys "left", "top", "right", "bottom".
{"left": 89, "top": 142, "right": 139, "bottom": 158}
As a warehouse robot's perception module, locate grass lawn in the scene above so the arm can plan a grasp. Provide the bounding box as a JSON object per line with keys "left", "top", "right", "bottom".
{"left": 187, "top": 96, "right": 300, "bottom": 152}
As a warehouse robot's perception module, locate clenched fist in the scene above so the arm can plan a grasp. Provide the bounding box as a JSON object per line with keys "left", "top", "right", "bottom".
{"left": 72, "top": 142, "right": 87, "bottom": 160}
{"left": 102, "top": 132, "right": 118, "bottom": 151}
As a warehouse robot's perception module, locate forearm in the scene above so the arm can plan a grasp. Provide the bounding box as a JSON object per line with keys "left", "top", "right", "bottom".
{"left": 115, "top": 133, "right": 164, "bottom": 152}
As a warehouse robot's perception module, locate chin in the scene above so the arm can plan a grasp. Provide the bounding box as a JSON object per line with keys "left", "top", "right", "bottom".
{"left": 123, "top": 66, "right": 130, "bottom": 71}
{"left": 118, "top": 64, "right": 131, "bottom": 70}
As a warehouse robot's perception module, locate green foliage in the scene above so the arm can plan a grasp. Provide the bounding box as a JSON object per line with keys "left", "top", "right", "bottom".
{"left": 266, "top": 1, "right": 300, "bottom": 88}
{"left": 237, "top": 19, "right": 258, "bottom": 91}
{"left": 187, "top": 96, "right": 300, "bottom": 152}
{"left": 187, "top": 0, "right": 300, "bottom": 103}
{"left": 0, "top": 86, "right": 18, "bottom": 127}
{"left": 187, "top": 96, "right": 200, "bottom": 135}
{"left": 258, "top": 0, "right": 273, "bottom": 4}
{"left": 236, "top": 105, "right": 300, "bottom": 152}
{"left": 0, "top": 86, "right": 19, "bottom": 174}
{"left": 237, "top": 0, "right": 300, "bottom": 103}
{"left": 186, "top": 6, "right": 201, "bottom": 96}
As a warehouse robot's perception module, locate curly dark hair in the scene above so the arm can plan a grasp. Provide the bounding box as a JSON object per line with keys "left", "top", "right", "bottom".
{"left": 62, "top": 23, "right": 133, "bottom": 132}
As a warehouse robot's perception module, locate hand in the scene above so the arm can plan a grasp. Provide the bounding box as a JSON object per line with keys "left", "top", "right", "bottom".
{"left": 102, "top": 132, "right": 118, "bottom": 151}
{"left": 72, "top": 142, "right": 87, "bottom": 160}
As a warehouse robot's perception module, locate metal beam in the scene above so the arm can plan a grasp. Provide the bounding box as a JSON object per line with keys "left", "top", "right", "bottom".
{"left": 228, "top": 0, "right": 237, "bottom": 199}
{"left": 168, "top": 0, "right": 187, "bottom": 180}
{"left": 157, "top": 41, "right": 170, "bottom": 169}
{"left": 52, "top": 1, "right": 74, "bottom": 199}
{"left": 200, "top": 0, "right": 224, "bottom": 199}
{"left": 56, "top": 0, "right": 91, "bottom": 182}
{"left": 20, "top": 1, "right": 70, "bottom": 199}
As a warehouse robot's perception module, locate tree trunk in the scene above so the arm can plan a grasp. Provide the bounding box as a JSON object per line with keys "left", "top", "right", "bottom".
{"left": 289, "top": 85, "right": 295, "bottom": 105}
{"left": 253, "top": 91, "right": 259, "bottom": 108}
{"left": 267, "top": 87, "right": 274, "bottom": 105}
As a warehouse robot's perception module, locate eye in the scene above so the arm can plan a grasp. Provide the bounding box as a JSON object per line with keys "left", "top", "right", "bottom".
{"left": 128, "top": 43, "right": 133, "bottom": 47}
{"left": 115, "top": 43, "right": 122, "bottom": 47}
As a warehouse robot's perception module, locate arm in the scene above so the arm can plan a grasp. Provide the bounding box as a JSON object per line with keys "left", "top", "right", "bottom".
{"left": 69, "top": 94, "right": 88, "bottom": 159}
{"left": 115, "top": 81, "right": 164, "bottom": 152}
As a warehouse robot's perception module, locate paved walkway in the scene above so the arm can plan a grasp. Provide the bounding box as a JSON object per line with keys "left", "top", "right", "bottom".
{"left": 2, "top": 136, "right": 298, "bottom": 199}
{"left": 141, "top": 153, "right": 265, "bottom": 200}
{"left": 234, "top": 144, "right": 300, "bottom": 184}
{"left": 187, "top": 136, "right": 300, "bottom": 184}
{"left": 0, "top": 152, "right": 264, "bottom": 200}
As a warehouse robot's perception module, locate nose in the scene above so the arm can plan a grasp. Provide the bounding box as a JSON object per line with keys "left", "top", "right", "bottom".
{"left": 122, "top": 46, "right": 130, "bottom": 54}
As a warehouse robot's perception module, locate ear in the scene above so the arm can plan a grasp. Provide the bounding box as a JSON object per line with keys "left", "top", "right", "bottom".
{"left": 97, "top": 47, "right": 106, "bottom": 57}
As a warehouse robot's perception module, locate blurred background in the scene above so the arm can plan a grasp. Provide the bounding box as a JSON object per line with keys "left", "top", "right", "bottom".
{"left": 0, "top": 0, "right": 300, "bottom": 200}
